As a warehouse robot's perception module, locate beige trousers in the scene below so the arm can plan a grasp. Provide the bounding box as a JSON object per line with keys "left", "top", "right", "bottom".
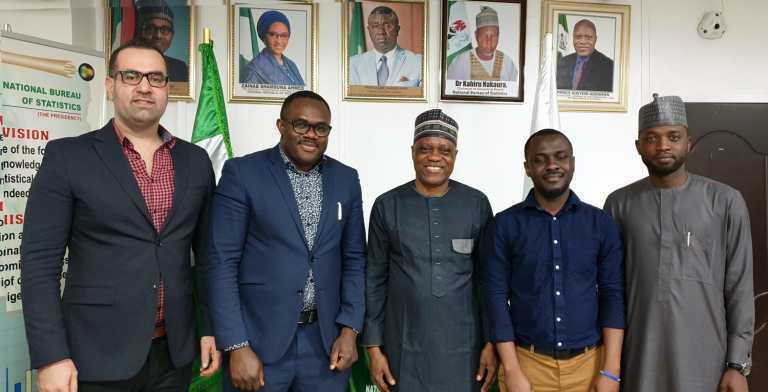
{"left": 498, "top": 344, "right": 604, "bottom": 392}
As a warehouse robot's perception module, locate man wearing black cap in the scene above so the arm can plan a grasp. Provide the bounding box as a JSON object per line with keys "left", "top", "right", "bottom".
{"left": 604, "top": 94, "right": 753, "bottom": 392}
{"left": 137, "top": 0, "right": 188, "bottom": 82}
{"left": 363, "top": 109, "right": 497, "bottom": 392}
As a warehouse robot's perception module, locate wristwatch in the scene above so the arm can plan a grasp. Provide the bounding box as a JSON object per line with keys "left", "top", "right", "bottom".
{"left": 727, "top": 362, "right": 751, "bottom": 376}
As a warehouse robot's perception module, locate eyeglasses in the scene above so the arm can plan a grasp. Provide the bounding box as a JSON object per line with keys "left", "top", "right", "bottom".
{"left": 142, "top": 24, "right": 174, "bottom": 36}
{"left": 113, "top": 70, "right": 169, "bottom": 87}
{"left": 368, "top": 24, "right": 397, "bottom": 32}
{"left": 267, "top": 32, "right": 290, "bottom": 40}
{"left": 281, "top": 118, "right": 332, "bottom": 137}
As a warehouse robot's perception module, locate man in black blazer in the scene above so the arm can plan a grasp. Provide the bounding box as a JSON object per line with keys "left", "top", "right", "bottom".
{"left": 21, "top": 38, "right": 220, "bottom": 392}
{"left": 556, "top": 19, "right": 614, "bottom": 92}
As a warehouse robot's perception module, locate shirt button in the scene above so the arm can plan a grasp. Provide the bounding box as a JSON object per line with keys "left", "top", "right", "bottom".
{"left": 156, "top": 241, "right": 162, "bottom": 247}
{"left": 554, "top": 240, "right": 559, "bottom": 244}
{"left": 311, "top": 257, "right": 317, "bottom": 262}
{"left": 555, "top": 265, "right": 560, "bottom": 270}
{"left": 297, "top": 290, "right": 303, "bottom": 296}
{"left": 556, "top": 291, "right": 561, "bottom": 296}
{"left": 558, "top": 342, "right": 563, "bottom": 347}
{"left": 553, "top": 217, "right": 557, "bottom": 221}
{"left": 557, "top": 317, "right": 562, "bottom": 322}
{"left": 150, "top": 285, "right": 158, "bottom": 293}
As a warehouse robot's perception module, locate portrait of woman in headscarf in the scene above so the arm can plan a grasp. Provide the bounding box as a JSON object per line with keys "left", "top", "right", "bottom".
{"left": 240, "top": 10, "right": 306, "bottom": 86}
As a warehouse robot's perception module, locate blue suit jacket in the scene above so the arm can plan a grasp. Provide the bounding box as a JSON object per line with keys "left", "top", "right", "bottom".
{"left": 349, "top": 46, "right": 422, "bottom": 87}
{"left": 206, "top": 145, "right": 366, "bottom": 364}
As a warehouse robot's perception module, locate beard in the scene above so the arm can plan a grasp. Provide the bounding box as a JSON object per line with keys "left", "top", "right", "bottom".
{"left": 538, "top": 183, "right": 570, "bottom": 200}
{"left": 642, "top": 154, "right": 687, "bottom": 177}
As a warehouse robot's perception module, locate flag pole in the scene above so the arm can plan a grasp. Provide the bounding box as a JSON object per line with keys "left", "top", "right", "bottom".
{"left": 203, "top": 28, "right": 210, "bottom": 44}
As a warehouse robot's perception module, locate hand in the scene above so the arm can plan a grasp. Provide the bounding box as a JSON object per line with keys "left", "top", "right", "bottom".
{"left": 398, "top": 76, "right": 410, "bottom": 82}
{"left": 330, "top": 327, "right": 358, "bottom": 372}
{"left": 200, "top": 336, "right": 222, "bottom": 377}
{"left": 503, "top": 367, "right": 534, "bottom": 392}
{"left": 38, "top": 359, "right": 77, "bottom": 392}
{"left": 367, "top": 347, "right": 396, "bottom": 392}
{"left": 719, "top": 368, "right": 748, "bottom": 392}
{"left": 590, "top": 371, "right": 620, "bottom": 392}
{"left": 477, "top": 343, "right": 498, "bottom": 392}
{"left": 229, "top": 347, "right": 265, "bottom": 391}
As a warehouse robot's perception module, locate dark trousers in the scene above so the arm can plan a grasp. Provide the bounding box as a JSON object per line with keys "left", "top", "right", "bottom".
{"left": 78, "top": 337, "right": 193, "bottom": 392}
{"left": 222, "top": 322, "right": 351, "bottom": 392}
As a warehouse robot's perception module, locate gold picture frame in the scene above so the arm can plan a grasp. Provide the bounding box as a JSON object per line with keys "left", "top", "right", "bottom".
{"left": 542, "top": 1, "right": 630, "bottom": 112}
{"left": 104, "top": 1, "right": 197, "bottom": 101}
{"left": 228, "top": 1, "right": 318, "bottom": 104}
{"left": 342, "top": 0, "right": 428, "bottom": 102}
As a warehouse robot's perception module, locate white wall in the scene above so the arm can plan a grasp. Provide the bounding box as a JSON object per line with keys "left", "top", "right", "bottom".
{"left": 3, "top": 0, "right": 766, "bottom": 225}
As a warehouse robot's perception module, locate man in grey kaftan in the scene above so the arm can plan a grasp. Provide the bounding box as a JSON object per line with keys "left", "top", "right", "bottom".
{"left": 604, "top": 94, "right": 754, "bottom": 392}
{"left": 363, "top": 109, "right": 497, "bottom": 392}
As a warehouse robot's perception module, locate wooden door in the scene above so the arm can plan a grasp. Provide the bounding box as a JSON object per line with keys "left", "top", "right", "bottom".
{"left": 686, "top": 103, "right": 768, "bottom": 389}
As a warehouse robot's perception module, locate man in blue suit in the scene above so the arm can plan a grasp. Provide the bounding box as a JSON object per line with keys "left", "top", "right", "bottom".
{"left": 206, "top": 91, "right": 366, "bottom": 392}
{"left": 349, "top": 6, "right": 422, "bottom": 87}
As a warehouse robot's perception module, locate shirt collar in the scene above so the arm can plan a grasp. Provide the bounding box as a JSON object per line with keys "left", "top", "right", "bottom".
{"left": 278, "top": 144, "right": 326, "bottom": 174}
{"left": 375, "top": 46, "right": 399, "bottom": 66}
{"left": 112, "top": 119, "right": 175, "bottom": 149}
{"left": 522, "top": 188, "right": 582, "bottom": 213}
{"left": 576, "top": 55, "right": 591, "bottom": 64}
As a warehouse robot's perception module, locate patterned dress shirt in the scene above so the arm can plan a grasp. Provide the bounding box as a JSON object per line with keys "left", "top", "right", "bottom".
{"left": 114, "top": 120, "right": 176, "bottom": 326}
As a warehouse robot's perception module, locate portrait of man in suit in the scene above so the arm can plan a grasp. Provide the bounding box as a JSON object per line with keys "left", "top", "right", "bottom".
{"left": 136, "top": 0, "right": 189, "bottom": 83}
{"left": 556, "top": 19, "right": 614, "bottom": 92}
{"left": 349, "top": 6, "right": 423, "bottom": 87}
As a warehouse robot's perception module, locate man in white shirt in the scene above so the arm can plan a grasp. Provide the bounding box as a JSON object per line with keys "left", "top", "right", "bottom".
{"left": 446, "top": 6, "right": 518, "bottom": 82}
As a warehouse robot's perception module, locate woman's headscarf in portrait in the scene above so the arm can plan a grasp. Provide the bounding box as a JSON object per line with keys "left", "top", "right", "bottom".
{"left": 256, "top": 11, "right": 291, "bottom": 44}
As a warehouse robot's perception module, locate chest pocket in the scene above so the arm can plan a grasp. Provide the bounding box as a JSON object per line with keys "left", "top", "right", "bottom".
{"left": 452, "top": 239, "right": 474, "bottom": 274}
{"left": 682, "top": 233, "right": 714, "bottom": 284}
{"left": 566, "top": 239, "right": 600, "bottom": 279}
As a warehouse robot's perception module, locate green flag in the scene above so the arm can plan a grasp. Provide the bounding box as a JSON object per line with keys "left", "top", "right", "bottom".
{"left": 239, "top": 8, "right": 260, "bottom": 75}
{"left": 349, "top": 2, "right": 365, "bottom": 57}
{"left": 188, "top": 39, "right": 232, "bottom": 392}
{"left": 446, "top": 1, "right": 472, "bottom": 70}
{"left": 556, "top": 14, "right": 570, "bottom": 60}
{"left": 192, "top": 40, "right": 233, "bottom": 181}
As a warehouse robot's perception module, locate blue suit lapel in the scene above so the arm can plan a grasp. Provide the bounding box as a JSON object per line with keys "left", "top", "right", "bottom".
{"left": 268, "top": 146, "right": 309, "bottom": 249}
{"left": 314, "top": 163, "right": 335, "bottom": 250}
{"left": 388, "top": 47, "right": 406, "bottom": 85}
{"left": 364, "top": 51, "right": 378, "bottom": 85}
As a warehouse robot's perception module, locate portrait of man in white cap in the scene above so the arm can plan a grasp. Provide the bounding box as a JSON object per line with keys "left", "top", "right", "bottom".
{"left": 135, "top": 0, "right": 189, "bottom": 83}
{"left": 446, "top": 6, "right": 518, "bottom": 82}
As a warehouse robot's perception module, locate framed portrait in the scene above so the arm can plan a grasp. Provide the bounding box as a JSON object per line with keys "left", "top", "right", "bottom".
{"left": 440, "top": 0, "right": 526, "bottom": 102}
{"left": 343, "top": 0, "right": 428, "bottom": 102}
{"left": 229, "top": 2, "right": 317, "bottom": 104}
{"left": 105, "top": 0, "right": 196, "bottom": 101}
{"left": 543, "top": 1, "right": 630, "bottom": 112}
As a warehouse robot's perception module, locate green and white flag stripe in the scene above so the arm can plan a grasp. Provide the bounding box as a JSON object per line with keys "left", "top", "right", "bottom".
{"left": 192, "top": 40, "right": 233, "bottom": 181}
{"left": 556, "top": 14, "right": 569, "bottom": 60}
{"left": 239, "top": 8, "right": 260, "bottom": 75}
{"left": 446, "top": 1, "right": 472, "bottom": 69}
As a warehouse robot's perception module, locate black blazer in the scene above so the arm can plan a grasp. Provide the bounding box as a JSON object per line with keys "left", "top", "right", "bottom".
{"left": 21, "top": 121, "right": 214, "bottom": 381}
{"left": 556, "top": 49, "right": 614, "bottom": 92}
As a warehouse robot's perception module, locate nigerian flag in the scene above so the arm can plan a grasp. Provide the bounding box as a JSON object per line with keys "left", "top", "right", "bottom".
{"left": 349, "top": 2, "right": 365, "bottom": 56}
{"left": 446, "top": 1, "right": 472, "bottom": 69}
{"left": 239, "top": 8, "right": 260, "bottom": 76}
{"left": 556, "top": 14, "right": 570, "bottom": 60}
{"left": 192, "top": 39, "right": 233, "bottom": 181}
